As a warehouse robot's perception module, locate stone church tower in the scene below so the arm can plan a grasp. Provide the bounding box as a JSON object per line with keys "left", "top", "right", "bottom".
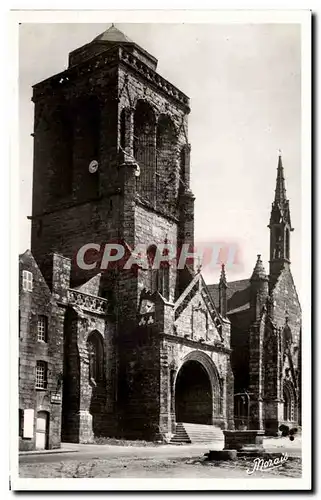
{"left": 29, "top": 25, "right": 234, "bottom": 443}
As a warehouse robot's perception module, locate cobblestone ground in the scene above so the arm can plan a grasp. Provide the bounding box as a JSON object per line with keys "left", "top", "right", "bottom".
{"left": 19, "top": 455, "right": 301, "bottom": 479}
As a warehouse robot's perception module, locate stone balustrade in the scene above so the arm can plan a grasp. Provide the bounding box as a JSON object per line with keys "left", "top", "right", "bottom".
{"left": 67, "top": 289, "right": 108, "bottom": 315}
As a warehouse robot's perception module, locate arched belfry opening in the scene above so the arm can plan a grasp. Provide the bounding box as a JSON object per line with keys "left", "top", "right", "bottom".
{"left": 156, "top": 114, "right": 177, "bottom": 206}
{"left": 175, "top": 360, "right": 213, "bottom": 425}
{"left": 133, "top": 100, "right": 156, "bottom": 203}
{"left": 285, "top": 227, "right": 290, "bottom": 260}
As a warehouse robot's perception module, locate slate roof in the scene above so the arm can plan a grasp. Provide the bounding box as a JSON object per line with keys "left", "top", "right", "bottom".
{"left": 207, "top": 278, "right": 251, "bottom": 315}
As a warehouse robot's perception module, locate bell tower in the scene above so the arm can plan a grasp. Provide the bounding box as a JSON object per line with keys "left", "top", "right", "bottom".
{"left": 268, "top": 152, "right": 293, "bottom": 287}
{"left": 30, "top": 25, "right": 193, "bottom": 304}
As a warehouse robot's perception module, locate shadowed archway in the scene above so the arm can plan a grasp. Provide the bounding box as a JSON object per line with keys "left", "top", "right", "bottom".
{"left": 175, "top": 360, "right": 213, "bottom": 424}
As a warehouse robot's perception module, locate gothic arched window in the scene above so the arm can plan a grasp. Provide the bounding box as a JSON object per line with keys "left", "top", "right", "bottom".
{"left": 274, "top": 226, "right": 282, "bottom": 259}
{"left": 283, "top": 319, "right": 292, "bottom": 351}
{"left": 134, "top": 100, "right": 156, "bottom": 204}
{"left": 87, "top": 332, "right": 104, "bottom": 386}
{"left": 156, "top": 115, "right": 177, "bottom": 206}
{"left": 283, "top": 383, "right": 295, "bottom": 422}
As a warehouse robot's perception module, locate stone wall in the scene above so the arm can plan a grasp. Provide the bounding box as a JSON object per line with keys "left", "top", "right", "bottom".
{"left": 264, "top": 266, "right": 302, "bottom": 433}
{"left": 271, "top": 266, "right": 301, "bottom": 346}
{"left": 61, "top": 301, "right": 116, "bottom": 443}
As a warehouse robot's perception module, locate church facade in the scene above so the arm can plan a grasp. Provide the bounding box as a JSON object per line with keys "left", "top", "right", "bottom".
{"left": 18, "top": 26, "right": 301, "bottom": 450}
{"left": 209, "top": 155, "right": 302, "bottom": 435}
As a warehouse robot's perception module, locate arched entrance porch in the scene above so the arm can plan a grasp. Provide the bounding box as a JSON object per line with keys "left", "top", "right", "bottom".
{"left": 175, "top": 360, "right": 212, "bottom": 424}
{"left": 174, "top": 352, "right": 222, "bottom": 426}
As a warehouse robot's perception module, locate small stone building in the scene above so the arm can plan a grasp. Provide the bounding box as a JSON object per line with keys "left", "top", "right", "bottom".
{"left": 19, "top": 250, "right": 69, "bottom": 450}
{"left": 208, "top": 155, "right": 302, "bottom": 435}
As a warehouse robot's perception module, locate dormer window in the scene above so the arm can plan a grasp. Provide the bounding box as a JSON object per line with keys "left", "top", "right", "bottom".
{"left": 22, "top": 270, "right": 33, "bottom": 292}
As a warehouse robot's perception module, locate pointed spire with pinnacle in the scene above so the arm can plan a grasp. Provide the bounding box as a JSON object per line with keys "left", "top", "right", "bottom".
{"left": 219, "top": 263, "right": 227, "bottom": 287}
{"left": 219, "top": 264, "right": 227, "bottom": 317}
{"left": 250, "top": 255, "right": 269, "bottom": 319}
{"left": 250, "top": 255, "right": 268, "bottom": 282}
{"left": 269, "top": 150, "right": 293, "bottom": 285}
{"left": 274, "top": 150, "right": 287, "bottom": 205}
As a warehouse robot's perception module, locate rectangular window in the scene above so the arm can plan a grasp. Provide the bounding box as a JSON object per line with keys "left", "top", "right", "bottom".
{"left": 37, "top": 315, "right": 48, "bottom": 342}
{"left": 36, "top": 361, "right": 47, "bottom": 389}
{"left": 22, "top": 270, "right": 33, "bottom": 292}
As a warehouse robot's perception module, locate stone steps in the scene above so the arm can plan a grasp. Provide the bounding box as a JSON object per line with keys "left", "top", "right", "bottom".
{"left": 170, "top": 422, "right": 224, "bottom": 444}
{"left": 170, "top": 423, "right": 191, "bottom": 443}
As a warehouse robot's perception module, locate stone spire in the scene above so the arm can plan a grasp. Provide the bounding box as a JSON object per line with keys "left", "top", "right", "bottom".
{"left": 274, "top": 151, "right": 287, "bottom": 205}
{"left": 269, "top": 152, "right": 293, "bottom": 286}
{"left": 269, "top": 151, "right": 292, "bottom": 228}
{"left": 219, "top": 263, "right": 227, "bottom": 286}
{"left": 250, "top": 255, "right": 269, "bottom": 321}
{"left": 250, "top": 255, "right": 268, "bottom": 282}
{"left": 219, "top": 264, "right": 228, "bottom": 317}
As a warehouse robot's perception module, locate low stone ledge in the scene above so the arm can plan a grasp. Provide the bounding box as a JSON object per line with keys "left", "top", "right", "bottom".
{"left": 223, "top": 430, "right": 265, "bottom": 453}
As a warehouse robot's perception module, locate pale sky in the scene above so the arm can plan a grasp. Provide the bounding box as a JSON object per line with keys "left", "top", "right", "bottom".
{"left": 19, "top": 23, "right": 301, "bottom": 293}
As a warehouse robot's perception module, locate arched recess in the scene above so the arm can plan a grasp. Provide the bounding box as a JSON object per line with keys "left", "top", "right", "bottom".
{"left": 156, "top": 114, "right": 177, "bottom": 206}
{"left": 86, "top": 330, "right": 106, "bottom": 437}
{"left": 133, "top": 100, "right": 156, "bottom": 203}
{"left": 120, "top": 107, "right": 132, "bottom": 152}
{"left": 283, "top": 380, "right": 297, "bottom": 422}
{"left": 174, "top": 351, "right": 222, "bottom": 425}
{"left": 178, "top": 145, "right": 187, "bottom": 194}
{"left": 87, "top": 330, "right": 105, "bottom": 387}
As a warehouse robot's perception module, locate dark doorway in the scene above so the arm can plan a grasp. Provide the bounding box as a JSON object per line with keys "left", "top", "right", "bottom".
{"left": 175, "top": 360, "right": 212, "bottom": 424}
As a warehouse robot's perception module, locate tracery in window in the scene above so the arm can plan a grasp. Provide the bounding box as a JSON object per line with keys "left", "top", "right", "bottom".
{"left": 134, "top": 100, "right": 156, "bottom": 204}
